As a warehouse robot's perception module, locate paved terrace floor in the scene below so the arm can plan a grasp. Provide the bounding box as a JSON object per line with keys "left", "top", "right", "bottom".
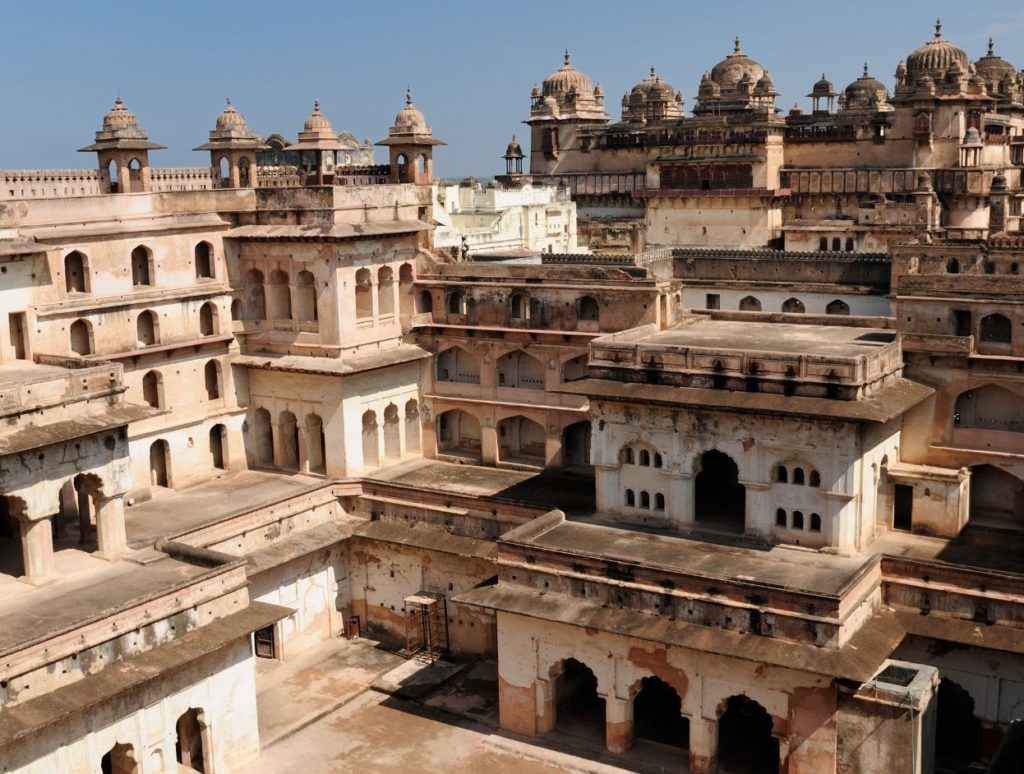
{"left": 648, "top": 319, "right": 895, "bottom": 357}
{"left": 125, "top": 469, "right": 324, "bottom": 548}
{"left": 540, "top": 516, "right": 870, "bottom": 596}
{"left": 368, "top": 459, "right": 596, "bottom": 515}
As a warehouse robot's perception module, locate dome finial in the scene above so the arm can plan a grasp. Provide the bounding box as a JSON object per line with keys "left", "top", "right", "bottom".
{"left": 650, "top": 65, "right": 656, "bottom": 78}
{"left": 564, "top": 49, "right": 570, "bottom": 66}
{"left": 935, "top": 18, "right": 942, "bottom": 38}
{"left": 225, "top": 97, "right": 231, "bottom": 107}
{"left": 313, "top": 98, "right": 320, "bottom": 112}
{"left": 734, "top": 35, "right": 741, "bottom": 53}
{"left": 405, "top": 87, "right": 412, "bottom": 106}
{"left": 863, "top": 62, "right": 869, "bottom": 77}
{"left": 988, "top": 37, "right": 994, "bottom": 56}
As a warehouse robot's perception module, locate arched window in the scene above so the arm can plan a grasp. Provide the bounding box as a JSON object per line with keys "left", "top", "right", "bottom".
{"left": 979, "top": 313, "right": 1012, "bottom": 343}
{"left": 64, "top": 251, "right": 88, "bottom": 293}
{"left": 199, "top": 302, "right": 217, "bottom": 336}
{"left": 399, "top": 263, "right": 415, "bottom": 316}
{"left": 230, "top": 298, "right": 241, "bottom": 321}
{"left": 70, "top": 319, "right": 93, "bottom": 355}
{"left": 239, "top": 157, "right": 251, "bottom": 187}
{"left": 831, "top": 237, "right": 841, "bottom": 251}
{"left": 418, "top": 289, "right": 433, "bottom": 314}
{"left": 792, "top": 511, "right": 804, "bottom": 530}
{"left": 204, "top": 360, "right": 221, "bottom": 401}
{"left": 622, "top": 446, "right": 635, "bottom": 465}
{"left": 782, "top": 297, "right": 805, "bottom": 314}
{"left": 826, "top": 299, "right": 850, "bottom": 316}
{"left": 640, "top": 491, "right": 650, "bottom": 509}
{"left": 446, "top": 290, "right": 466, "bottom": 315}
{"left": 405, "top": 399, "right": 421, "bottom": 454}
{"left": 136, "top": 310, "right": 158, "bottom": 347}
{"left": 776, "top": 466, "right": 788, "bottom": 483}
{"left": 654, "top": 493, "right": 665, "bottom": 511}
{"left": 793, "top": 467, "right": 805, "bottom": 485}
{"left": 947, "top": 258, "right": 960, "bottom": 274}
{"left": 246, "top": 269, "right": 265, "bottom": 320}
{"left": 578, "top": 296, "right": 599, "bottom": 323}
{"left": 625, "top": 489, "right": 635, "bottom": 507}
{"left": 809, "top": 469, "right": 821, "bottom": 487}
{"left": 194, "top": 242, "right": 213, "bottom": 279}
{"left": 654, "top": 453, "right": 663, "bottom": 468}
{"left": 510, "top": 292, "right": 529, "bottom": 320}
{"left": 383, "top": 403, "right": 401, "bottom": 459}
{"left": 131, "top": 245, "right": 153, "bottom": 286}
{"left": 355, "top": 268, "right": 373, "bottom": 319}
{"left": 775, "top": 508, "right": 787, "bottom": 527}
{"left": 218, "top": 156, "right": 230, "bottom": 184}
{"left": 210, "top": 424, "right": 226, "bottom": 470}
{"left": 269, "top": 270, "right": 291, "bottom": 320}
{"left": 810, "top": 513, "right": 822, "bottom": 532}
{"left": 639, "top": 449, "right": 651, "bottom": 466}
{"left": 142, "top": 370, "right": 162, "bottom": 408}
{"left": 739, "top": 296, "right": 761, "bottom": 312}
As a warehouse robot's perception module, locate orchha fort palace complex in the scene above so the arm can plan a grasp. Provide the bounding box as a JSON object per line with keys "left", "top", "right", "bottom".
{"left": 2, "top": 16, "right": 1024, "bottom": 774}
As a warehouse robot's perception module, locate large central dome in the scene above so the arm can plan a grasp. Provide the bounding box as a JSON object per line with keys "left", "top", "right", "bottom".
{"left": 542, "top": 51, "right": 594, "bottom": 97}
{"left": 710, "top": 37, "right": 765, "bottom": 90}
{"left": 905, "top": 19, "right": 968, "bottom": 79}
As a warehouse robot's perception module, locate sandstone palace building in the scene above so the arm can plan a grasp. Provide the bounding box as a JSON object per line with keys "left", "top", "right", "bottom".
{"left": 1, "top": 18, "right": 1023, "bottom": 774}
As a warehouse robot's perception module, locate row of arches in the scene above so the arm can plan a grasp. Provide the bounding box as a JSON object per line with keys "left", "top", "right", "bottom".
{"left": 99, "top": 706, "right": 207, "bottom": 773}
{"left": 737, "top": 295, "right": 851, "bottom": 315}
{"left": 252, "top": 409, "right": 328, "bottom": 474}
{"left": 148, "top": 428, "right": 227, "bottom": 491}
{"left": 620, "top": 445, "right": 663, "bottom": 468}
{"left": 775, "top": 465, "right": 822, "bottom": 487}
{"left": 361, "top": 402, "right": 421, "bottom": 468}
{"left": 775, "top": 508, "right": 822, "bottom": 532}
{"left": 444, "top": 291, "right": 600, "bottom": 327}
{"left": 435, "top": 346, "right": 586, "bottom": 388}
{"left": 549, "top": 658, "right": 778, "bottom": 772}
{"left": 624, "top": 489, "right": 665, "bottom": 511}
{"left": 69, "top": 303, "right": 221, "bottom": 356}
{"left": 435, "top": 409, "right": 591, "bottom": 468}
{"left": 64, "top": 243, "right": 215, "bottom": 294}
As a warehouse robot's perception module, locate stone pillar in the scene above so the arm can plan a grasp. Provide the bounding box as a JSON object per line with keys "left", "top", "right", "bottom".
{"left": 605, "top": 695, "right": 634, "bottom": 754}
{"left": 229, "top": 158, "right": 241, "bottom": 189}
{"left": 262, "top": 281, "right": 273, "bottom": 322}
{"left": 20, "top": 516, "right": 56, "bottom": 583}
{"left": 593, "top": 464, "right": 619, "bottom": 512}
{"left": 481, "top": 422, "right": 499, "bottom": 466}
{"left": 535, "top": 679, "right": 556, "bottom": 734}
{"left": 271, "top": 419, "right": 282, "bottom": 468}
{"left": 370, "top": 274, "right": 380, "bottom": 328}
{"left": 298, "top": 425, "right": 309, "bottom": 473}
{"left": 94, "top": 494, "right": 127, "bottom": 560}
{"left": 77, "top": 487, "right": 92, "bottom": 544}
{"left": 689, "top": 717, "right": 718, "bottom": 774}
{"left": 670, "top": 472, "right": 693, "bottom": 526}
{"left": 545, "top": 424, "right": 563, "bottom": 469}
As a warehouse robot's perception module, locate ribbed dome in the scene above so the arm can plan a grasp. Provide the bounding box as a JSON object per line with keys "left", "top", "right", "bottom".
{"left": 629, "top": 67, "right": 677, "bottom": 103}
{"left": 906, "top": 19, "right": 968, "bottom": 79}
{"left": 844, "top": 64, "right": 889, "bottom": 107}
{"left": 542, "top": 51, "right": 594, "bottom": 97}
{"left": 975, "top": 38, "right": 1017, "bottom": 90}
{"left": 710, "top": 37, "right": 765, "bottom": 89}
{"left": 103, "top": 98, "right": 138, "bottom": 130}
{"left": 393, "top": 89, "right": 428, "bottom": 133}
{"left": 215, "top": 99, "right": 247, "bottom": 130}
{"left": 754, "top": 71, "right": 776, "bottom": 95}
{"left": 303, "top": 100, "right": 333, "bottom": 132}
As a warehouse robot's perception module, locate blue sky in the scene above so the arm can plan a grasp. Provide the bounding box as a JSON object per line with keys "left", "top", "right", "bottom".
{"left": 3, "top": 0, "right": 1023, "bottom": 178}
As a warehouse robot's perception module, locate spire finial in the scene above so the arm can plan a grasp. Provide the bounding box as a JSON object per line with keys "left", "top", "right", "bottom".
{"left": 564, "top": 49, "right": 570, "bottom": 66}
{"left": 313, "top": 98, "right": 320, "bottom": 112}
{"left": 511, "top": 134, "right": 516, "bottom": 141}
{"left": 734, "top": 36, "right": 741, "bottom": 53}
{"left": 988, "top": 37, "right": 994, "bottom": 55}
{"left": 935, "top": 18, "right": 942, "bottom": 38}
{"left": 405, "top": 87, "right": 412, "bottom": 106}
{"left": 650, "top": 65, "right": 656, "bottom": 78}
{"left": 863, "top": 62, "right": 869, "bottom": 77}
{"left": 226, "top": 97, "right": 232, "bottom": 107}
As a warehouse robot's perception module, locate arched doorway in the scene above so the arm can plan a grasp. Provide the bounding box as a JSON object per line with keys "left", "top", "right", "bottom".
{"left": 70, "top": 318, "right": 93, "bottom": 355}
{"left": 362, "top": 410, "right": 379, "bottom": 468}
{"left": 295, "top": 270, "right": 316, "bottom": 322}
{"left": 936, "top": 678, "right": 983, "bottom": 769}
{"left": 437, "top": 410, "right": 481, "bottom": 462}
{"left": 246, "top": 269, "right": 265, "bottom": 320}
{"left": 563, "top": 421, "right": 591, "bottom": 467}
{"left": 209, "top": 425, "right": 226, "bottom": 470}
{"left": 175, "top": 708, "right": 206, "bottom": 772}
{"left": 404, "top": 400, "right": 421, "bottom": 453}
{"left": 497, "top": 415, "right": 546, "bottom": 465}
{"left": 634, "top": 676, "right": 689, "bottom": 750}
{"left": 553, "top": 658, "right": 605, "bottom": 743}
{"left": 383, "top": 404, "right": 401, "bottom": 460}
{"left": 269, "top": 270, "right": 291, "bottom": 320}
{"left": 149, "top": 440, "right": 170, "bottom": 488}
{"left": 496, "top": 350, "right": 544, "bottom": 389}
{"left": 305, "top": 414, "right": 325, "bottom": 473}
{"left": 101, "top": 742, "right": 138, "bottom": 774}
{"left": 739, "top": 295, "right": 761, "bottom": 312}
{"left": 718, "top": 695, "right": 778, "bottom": 774}
{"left": 970, "top": 465, "right": 1024, "bottom": 530}
{"left": 694, "top": 450, "right": 745, "bottom": 531}
{"left": 65, "top": 251, "right": 88, "bottom": 293}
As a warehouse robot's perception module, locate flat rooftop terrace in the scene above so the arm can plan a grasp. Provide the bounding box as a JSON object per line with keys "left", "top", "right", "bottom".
{"left": 523, "top": 515, "right": 872, "bottom": 598}
{"left": 0, "top": 361, "right": 68, "bottom": 386}
{"left": 646, "top": 319, "right": 895, "bottom": 357}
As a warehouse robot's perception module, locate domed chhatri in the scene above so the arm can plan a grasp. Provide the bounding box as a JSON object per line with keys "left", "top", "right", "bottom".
{"left": 303, "top": 99, "right": 334, "bottom": 134}
{"left": 103, "top": 97, "right": 138, "bottom": 131}
{"left": 974, "top": 38, "right": 1017, "bottom": 96}
{"left": 623, "top": 66, "right": 684, "bottom": 123}
{"left": 543, "top": 50, "right": 594, "bottom": 98}
{"left": 694, "top": 37, "right": 775, "bottom": 115}
{"left": 905, "top": 18, "right": 969, "bottom": 80}
{"left": 193, "top": 99, "right": 265, "bottom": 188}
{"left": 393, "top": 88, "right": 429, "bottom": 135}
{"left": 79, "top": 97, "right": 165, "bottom": 193}
{"left": 376, "top": 89, "right": 445, "bottom": 185}
{"left": 502, "top": 134, "right": 525, "bottom": 175}
{"left": 842, "top": 63, "right": 891, "bottom": 111}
